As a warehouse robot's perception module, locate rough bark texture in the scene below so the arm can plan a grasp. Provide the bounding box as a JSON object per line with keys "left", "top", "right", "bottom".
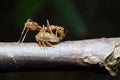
{"left": 0, "top": 38, "right": 120, "bottom": 76}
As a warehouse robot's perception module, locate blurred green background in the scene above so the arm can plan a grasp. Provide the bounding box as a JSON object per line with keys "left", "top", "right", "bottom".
{"left": 1, "top": 0, "right": 120, "bottom": 80}
{"left": 1, "top": 0, "right": 120, "bottom": 42}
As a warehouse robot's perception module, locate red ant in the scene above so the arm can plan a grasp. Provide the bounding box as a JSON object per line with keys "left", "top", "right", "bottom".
{"left": 17, "top": 19, "right": 67, "bottom": 47}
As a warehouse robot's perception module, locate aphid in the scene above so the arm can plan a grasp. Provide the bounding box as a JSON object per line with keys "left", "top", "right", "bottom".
{"left": 17, "top": 19, "right": 67, "bottom": 47}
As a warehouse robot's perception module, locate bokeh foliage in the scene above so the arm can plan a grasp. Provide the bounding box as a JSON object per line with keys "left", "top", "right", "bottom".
{"left": 1, "top": 0, "right": 120, "bottom": 41}
{"left": 12, "top": 0, "right": 45, "bottom": 28}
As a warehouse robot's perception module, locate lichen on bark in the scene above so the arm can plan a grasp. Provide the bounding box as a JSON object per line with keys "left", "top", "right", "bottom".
{"left": 105, "top": 45, "right": 120, "bottom": 76}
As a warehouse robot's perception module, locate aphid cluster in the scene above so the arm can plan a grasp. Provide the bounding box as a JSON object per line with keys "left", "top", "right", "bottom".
{"left": 17, "top": 19, "right": 67, "bottom": 47}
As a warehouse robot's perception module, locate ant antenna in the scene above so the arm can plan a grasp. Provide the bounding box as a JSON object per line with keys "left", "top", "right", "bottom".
{"left": 17, "top": 19, "right": 31, "bottom": 43}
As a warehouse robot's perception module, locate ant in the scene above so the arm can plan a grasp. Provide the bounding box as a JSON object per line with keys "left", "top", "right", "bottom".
{"left": 17, "top": 19, "right": 67, "bottom": 47}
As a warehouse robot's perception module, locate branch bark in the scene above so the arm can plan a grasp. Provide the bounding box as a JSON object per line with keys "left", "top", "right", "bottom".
{"left": 0, "top": 38, "right": 120, "bottom": 76}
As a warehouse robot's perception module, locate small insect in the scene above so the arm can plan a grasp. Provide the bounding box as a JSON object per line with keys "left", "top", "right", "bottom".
{"left": 17, "top": 19, "right": 41, "bottom": 43}
{"left": 17, "top": 19, "right": 67, "bottom": 47}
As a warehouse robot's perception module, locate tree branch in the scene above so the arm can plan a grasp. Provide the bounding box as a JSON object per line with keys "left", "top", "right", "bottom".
{"left": 0, "top": 38, "right": 120, "bottom": 76}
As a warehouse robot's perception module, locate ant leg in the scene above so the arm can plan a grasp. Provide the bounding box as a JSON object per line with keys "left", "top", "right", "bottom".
{"left": 17, "top": 23, "right": 28, "bottom": 43}
{"left": 42, "top": 25, "right": 45, "bottom": 32}
{"left": 21, "top": 29, "right": 29, "bottom": 43}
{"left": 42, "top": 25, "right": 46, "bottom": 37}
{"left": 46, "top": 19, "right": 50, "bottom": 27}
{"left": 38, "top": 26, "right": 42, "bottom": 31}
{"left": 27, "top": 19, "right": 31, "bottom": 22}
{"left": 45, "top": 41, "right": 54, "bottom": 47}
{"left": 46, "top": 20, "right": 53, "bottom": 34}
{"left": 42, "top": 41, "right": 47, "bottom": 49}
{"left": 17, "top": 19, "right": 32, "bottom": 43}
{"left": 38, "top": 41, "right": 42, "bottom": 47}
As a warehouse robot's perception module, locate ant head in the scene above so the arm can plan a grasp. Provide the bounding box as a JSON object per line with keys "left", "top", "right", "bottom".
{"left": 25, "top": 19, "right": 41, "bottom": 31}
{"left": 56, "top": 27, "right": 64, "bottom": 32}
{"left": 56, "top": 26, "right": 67, "bottom": 37}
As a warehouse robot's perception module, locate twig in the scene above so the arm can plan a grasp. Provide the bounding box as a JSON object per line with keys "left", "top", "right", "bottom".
{"left": 0, "top": 38, "right": 120, "bottom": 76}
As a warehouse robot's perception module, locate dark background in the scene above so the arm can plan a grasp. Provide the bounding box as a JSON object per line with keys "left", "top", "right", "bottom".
{"left": 0, "top": 0, "right": 120, "bottom": 80}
